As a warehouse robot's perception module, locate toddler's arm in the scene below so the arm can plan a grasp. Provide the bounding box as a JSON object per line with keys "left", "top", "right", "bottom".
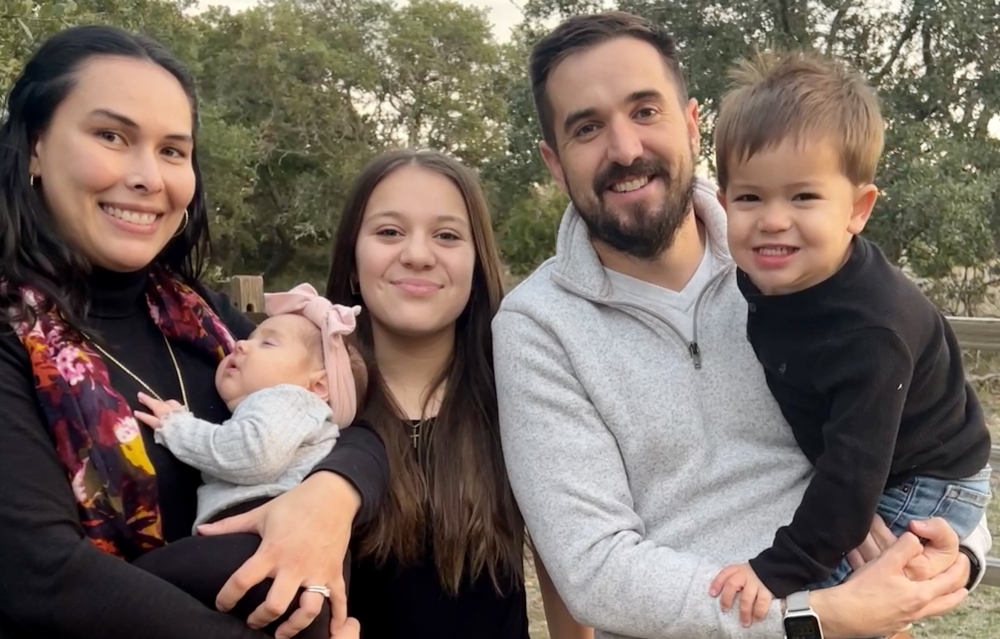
{"left": 749, "top": 327, "right": 912, "bottom": 596}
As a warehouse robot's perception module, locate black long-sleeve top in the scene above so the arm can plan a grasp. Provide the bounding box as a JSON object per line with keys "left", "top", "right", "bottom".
{"left": 347, "top": 420, "right": 530, "bottom": 639}
{"left": 0, "top": 267, "right": 389, "bottom": 639}
{"left": 738, "top": 236, "right": 992, "bottom": 596}
{"left": 348, "top": 536, "right": 530, "bottom": 639}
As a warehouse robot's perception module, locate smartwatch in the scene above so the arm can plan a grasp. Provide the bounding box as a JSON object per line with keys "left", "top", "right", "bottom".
{"left": 783, "top": 590, "right": 824, "bottom": 639}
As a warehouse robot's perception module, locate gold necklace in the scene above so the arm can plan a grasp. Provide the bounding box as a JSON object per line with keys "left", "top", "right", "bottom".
{"left": 87, "top": 334, "right": 189, "bottom": 407}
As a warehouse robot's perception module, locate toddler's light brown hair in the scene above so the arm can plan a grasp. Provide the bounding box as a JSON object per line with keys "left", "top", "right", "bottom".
{"left": 714, "top": 49, "right": 884, "bottom": 190}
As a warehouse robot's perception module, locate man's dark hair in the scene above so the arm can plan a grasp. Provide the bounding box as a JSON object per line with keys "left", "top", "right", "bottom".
{"left": 529, "top": 11, "right": 688, "bottom": 150}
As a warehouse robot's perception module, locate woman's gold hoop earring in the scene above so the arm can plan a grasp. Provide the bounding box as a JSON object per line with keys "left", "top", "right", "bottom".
{"left": 173, "top": 209, "right": 189, "bottom": 238}
{"left": 29, "top": 174, "right": 36, "bottom": 187}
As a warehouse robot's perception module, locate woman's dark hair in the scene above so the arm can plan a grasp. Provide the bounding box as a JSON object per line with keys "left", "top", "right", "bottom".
{"left": 0, "top": 25, "right": 210, "bottom": 329}
{"left": 326, "top": 149, "right": 524, "bottom": 594}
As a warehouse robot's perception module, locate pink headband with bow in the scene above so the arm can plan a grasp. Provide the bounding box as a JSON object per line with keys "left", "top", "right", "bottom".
{"left": 263, "top": 283, "right": 361, "bottom": 427}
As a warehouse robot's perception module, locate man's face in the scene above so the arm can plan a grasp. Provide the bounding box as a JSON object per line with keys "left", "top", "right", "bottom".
{"left": 539, "top": 37, "right": 701, "bottom": 260}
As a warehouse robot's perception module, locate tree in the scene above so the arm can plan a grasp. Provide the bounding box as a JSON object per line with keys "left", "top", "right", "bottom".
{"left": 192, "top": 0, "right": 510, "bottom": 288}
{"left": 371, "top": 0, "right": 508, "bottom": 167}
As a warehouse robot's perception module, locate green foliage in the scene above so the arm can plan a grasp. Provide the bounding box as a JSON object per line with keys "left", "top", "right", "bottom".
{"left": 2, "top": 0, "right": 999, "bottom": 311}
{"left": 499, "top": 185, "right": 567, "bottom": 276}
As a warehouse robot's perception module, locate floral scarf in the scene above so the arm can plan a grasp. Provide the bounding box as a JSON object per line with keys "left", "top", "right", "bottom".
{"left": 13, "top": 269, "right": 236, "bottom": 559}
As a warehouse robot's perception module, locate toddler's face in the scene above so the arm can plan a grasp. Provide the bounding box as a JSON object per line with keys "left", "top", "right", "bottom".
{"left": 720, "top": 137, "right": 877, "bottom": 295}
{"left": 216, "top": 314, "right": 323, "bottom": 411}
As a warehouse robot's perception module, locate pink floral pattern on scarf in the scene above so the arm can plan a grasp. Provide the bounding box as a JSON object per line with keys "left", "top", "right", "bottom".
{"left": 14, "top": 269, "right": 236, "bottom": 559}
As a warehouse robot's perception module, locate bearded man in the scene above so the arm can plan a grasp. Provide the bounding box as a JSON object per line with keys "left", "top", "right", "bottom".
{"left": 491, "top": 10, "right": 992, "bottom": 639}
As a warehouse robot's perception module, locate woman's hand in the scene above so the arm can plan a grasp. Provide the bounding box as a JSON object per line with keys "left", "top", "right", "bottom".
{"left": 811, "top": 518, "right": 969, "bottom": 638}
{"left": 198, "top": 472, "right": 361, "bottom": 639}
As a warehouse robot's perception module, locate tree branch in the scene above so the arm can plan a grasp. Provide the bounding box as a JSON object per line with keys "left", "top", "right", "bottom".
{"left": 921, "top": 19, "right": 934, "bottom": 76}
{"left": 825, "top": 0, "right": 854, "bottom": 54}
{"left": 778, "top": 0, "right": 794, "bottom": 40}
{"left": 873, "top": 0, "right": 924, "bottom": 85}
{"left": 967, "top": 372, "right": 1000, "bottom": 384}
{"left": 913, "top": 19, "right": 936, "bottom": 122}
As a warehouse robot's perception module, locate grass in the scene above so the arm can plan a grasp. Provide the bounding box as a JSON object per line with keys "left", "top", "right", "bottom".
{"left": 522, "top": 355, "right": 1000, "bottom": 638}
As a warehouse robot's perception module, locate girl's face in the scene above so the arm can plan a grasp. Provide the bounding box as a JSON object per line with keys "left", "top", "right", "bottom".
{"left": 30, "top": 55, "right": 195, "bottom": 272}
{"left": 354, "top": 164, "right": 477, "bottom": 340}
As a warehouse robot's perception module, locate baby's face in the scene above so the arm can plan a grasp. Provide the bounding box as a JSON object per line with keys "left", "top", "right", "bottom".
{"left": 216, "top": 314, "right": 322, "bottom": 411}
{"left": 721, "top": 137, "right": 877, "bottom": 295}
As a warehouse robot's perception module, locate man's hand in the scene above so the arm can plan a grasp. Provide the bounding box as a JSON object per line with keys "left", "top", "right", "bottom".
{"left": 134, "top": 392, "right": 186, "bottom": 430}
{"left": 811, "top": 519, "right": 968, "bottom": 639}
{"left": 846, "top": 515, "right": 895, "bottom": 570}
{"left": 846, "top": 516, "right": 961, "bottom": 581}
{"left": 903, "top": 519, "right": 964, "bottom": 581}
{"left": 709, "top": 563, "right": 772, "bottom": 626}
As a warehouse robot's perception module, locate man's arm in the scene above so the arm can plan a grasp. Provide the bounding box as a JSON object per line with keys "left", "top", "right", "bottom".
{"left": 751, "top": 328, "right": 911, "bottom": 596}
{"left": 493, "top": 309, "right": 784, "bottom": 638}
{"left": 155, "top": 386, "right": 333, "bottom": 485}
{"left": 534, "top": 552, "right": 594, "bottom": 639}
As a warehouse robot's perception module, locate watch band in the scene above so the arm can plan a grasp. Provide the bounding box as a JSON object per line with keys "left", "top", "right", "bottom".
{"left": 958, "top": 546, "right": 980, "bottom": 590}
{"left": 786, "top": 590, "right": 810, "bottom": 612}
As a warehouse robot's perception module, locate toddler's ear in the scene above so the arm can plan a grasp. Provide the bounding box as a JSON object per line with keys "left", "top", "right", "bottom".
{"left": 848, "top": 183, "right": 879, "bottom": 235}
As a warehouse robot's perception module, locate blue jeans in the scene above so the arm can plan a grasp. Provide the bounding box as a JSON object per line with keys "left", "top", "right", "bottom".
{"left": 810, "top": 465, "right": 993, "bottom": 589}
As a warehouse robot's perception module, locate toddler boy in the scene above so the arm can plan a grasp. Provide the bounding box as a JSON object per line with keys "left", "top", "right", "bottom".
{"left": 708, "top": 50, "right": 993, "bottom": 626}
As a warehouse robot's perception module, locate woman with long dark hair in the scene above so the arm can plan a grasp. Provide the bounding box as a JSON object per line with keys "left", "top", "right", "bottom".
{"left": 326, "top": 149, "right": 589, "bottom": 638}
{"left": 0, "top": 25, "right": 385, "bottom": 639}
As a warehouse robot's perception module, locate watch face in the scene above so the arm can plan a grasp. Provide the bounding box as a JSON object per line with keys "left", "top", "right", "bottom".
{"left": 784, "top": 614, "right": 823, "bottom": 638}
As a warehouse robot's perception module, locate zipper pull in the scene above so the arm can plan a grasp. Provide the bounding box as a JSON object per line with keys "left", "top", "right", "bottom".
{"left": 689, "top": 342, "right": 702, "bottom": 369}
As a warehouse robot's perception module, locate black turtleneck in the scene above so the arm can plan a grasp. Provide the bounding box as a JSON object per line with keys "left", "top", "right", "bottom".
{"left": 0, "top": 268, "right": 389, "bottom": 639}
{"left": 737, "top": 236, "right": 992, "bottom": 596}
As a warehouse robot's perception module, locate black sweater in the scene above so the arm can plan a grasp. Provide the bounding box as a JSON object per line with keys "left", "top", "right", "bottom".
{"left": 0, "top": 268, "right": 389, "bottom": 639}
{"left": 738, "top": 236, "right": 992, "bottom": 596}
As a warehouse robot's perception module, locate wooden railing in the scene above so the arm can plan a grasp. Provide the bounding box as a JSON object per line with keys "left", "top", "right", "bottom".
{"left": 223, "top": 278, "right": 998, "bottom": 586}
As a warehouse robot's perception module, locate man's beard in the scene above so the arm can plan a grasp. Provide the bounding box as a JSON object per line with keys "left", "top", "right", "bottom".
{"left": 568, "top": 154, "right": 695, "bottom": 260}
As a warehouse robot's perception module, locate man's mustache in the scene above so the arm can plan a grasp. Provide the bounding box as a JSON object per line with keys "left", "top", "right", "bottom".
{"left": 594, "top": 159, "right": 669, "bottom": 193}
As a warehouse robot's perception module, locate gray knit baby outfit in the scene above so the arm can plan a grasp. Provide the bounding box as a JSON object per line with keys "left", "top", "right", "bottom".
{"left": 154, "top": 384, "right": 339, "bottom": 530}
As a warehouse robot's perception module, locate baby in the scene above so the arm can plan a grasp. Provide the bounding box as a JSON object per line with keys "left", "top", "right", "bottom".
{"left": 131, "top": 283, "right": 366, "bottom": 639}
{"left": 708, "top": 50, "right": 993, "bottom": 626}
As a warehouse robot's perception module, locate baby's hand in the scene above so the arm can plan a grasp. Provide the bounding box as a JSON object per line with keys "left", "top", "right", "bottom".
{"left": 709, "top": 562, "right": 773, "bottom": 627}
{"left": 134, "top": 392, "right": 186, "bottom": 430}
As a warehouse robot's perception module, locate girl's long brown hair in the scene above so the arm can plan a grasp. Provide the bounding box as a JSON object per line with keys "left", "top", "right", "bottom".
{"left": 325, "top": 149, "right": 523, "bottom": 594}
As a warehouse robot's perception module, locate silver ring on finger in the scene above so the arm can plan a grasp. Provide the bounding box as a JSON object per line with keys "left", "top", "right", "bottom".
{"left": 304, "top": 585, "right": 331, "bottom": 598}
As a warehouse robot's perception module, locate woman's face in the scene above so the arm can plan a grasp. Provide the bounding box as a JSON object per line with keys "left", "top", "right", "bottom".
{"left": 354, "top": 164, "right": 477, "bottom": 340}
{"left": 29, "top": 55, "right": 196, "bottom": 272}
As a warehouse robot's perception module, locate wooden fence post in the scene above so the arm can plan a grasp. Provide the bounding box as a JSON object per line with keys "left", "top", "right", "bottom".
{"left": 227, "top": 275, "right": 267, "bottom": 324}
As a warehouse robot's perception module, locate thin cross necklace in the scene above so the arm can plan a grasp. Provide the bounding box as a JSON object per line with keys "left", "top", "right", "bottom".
{"left": 409, "top": 417, "right": 436, "bottom": 449}
{"left": 410, "top": 419, "right": 423, "bottom": 448}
